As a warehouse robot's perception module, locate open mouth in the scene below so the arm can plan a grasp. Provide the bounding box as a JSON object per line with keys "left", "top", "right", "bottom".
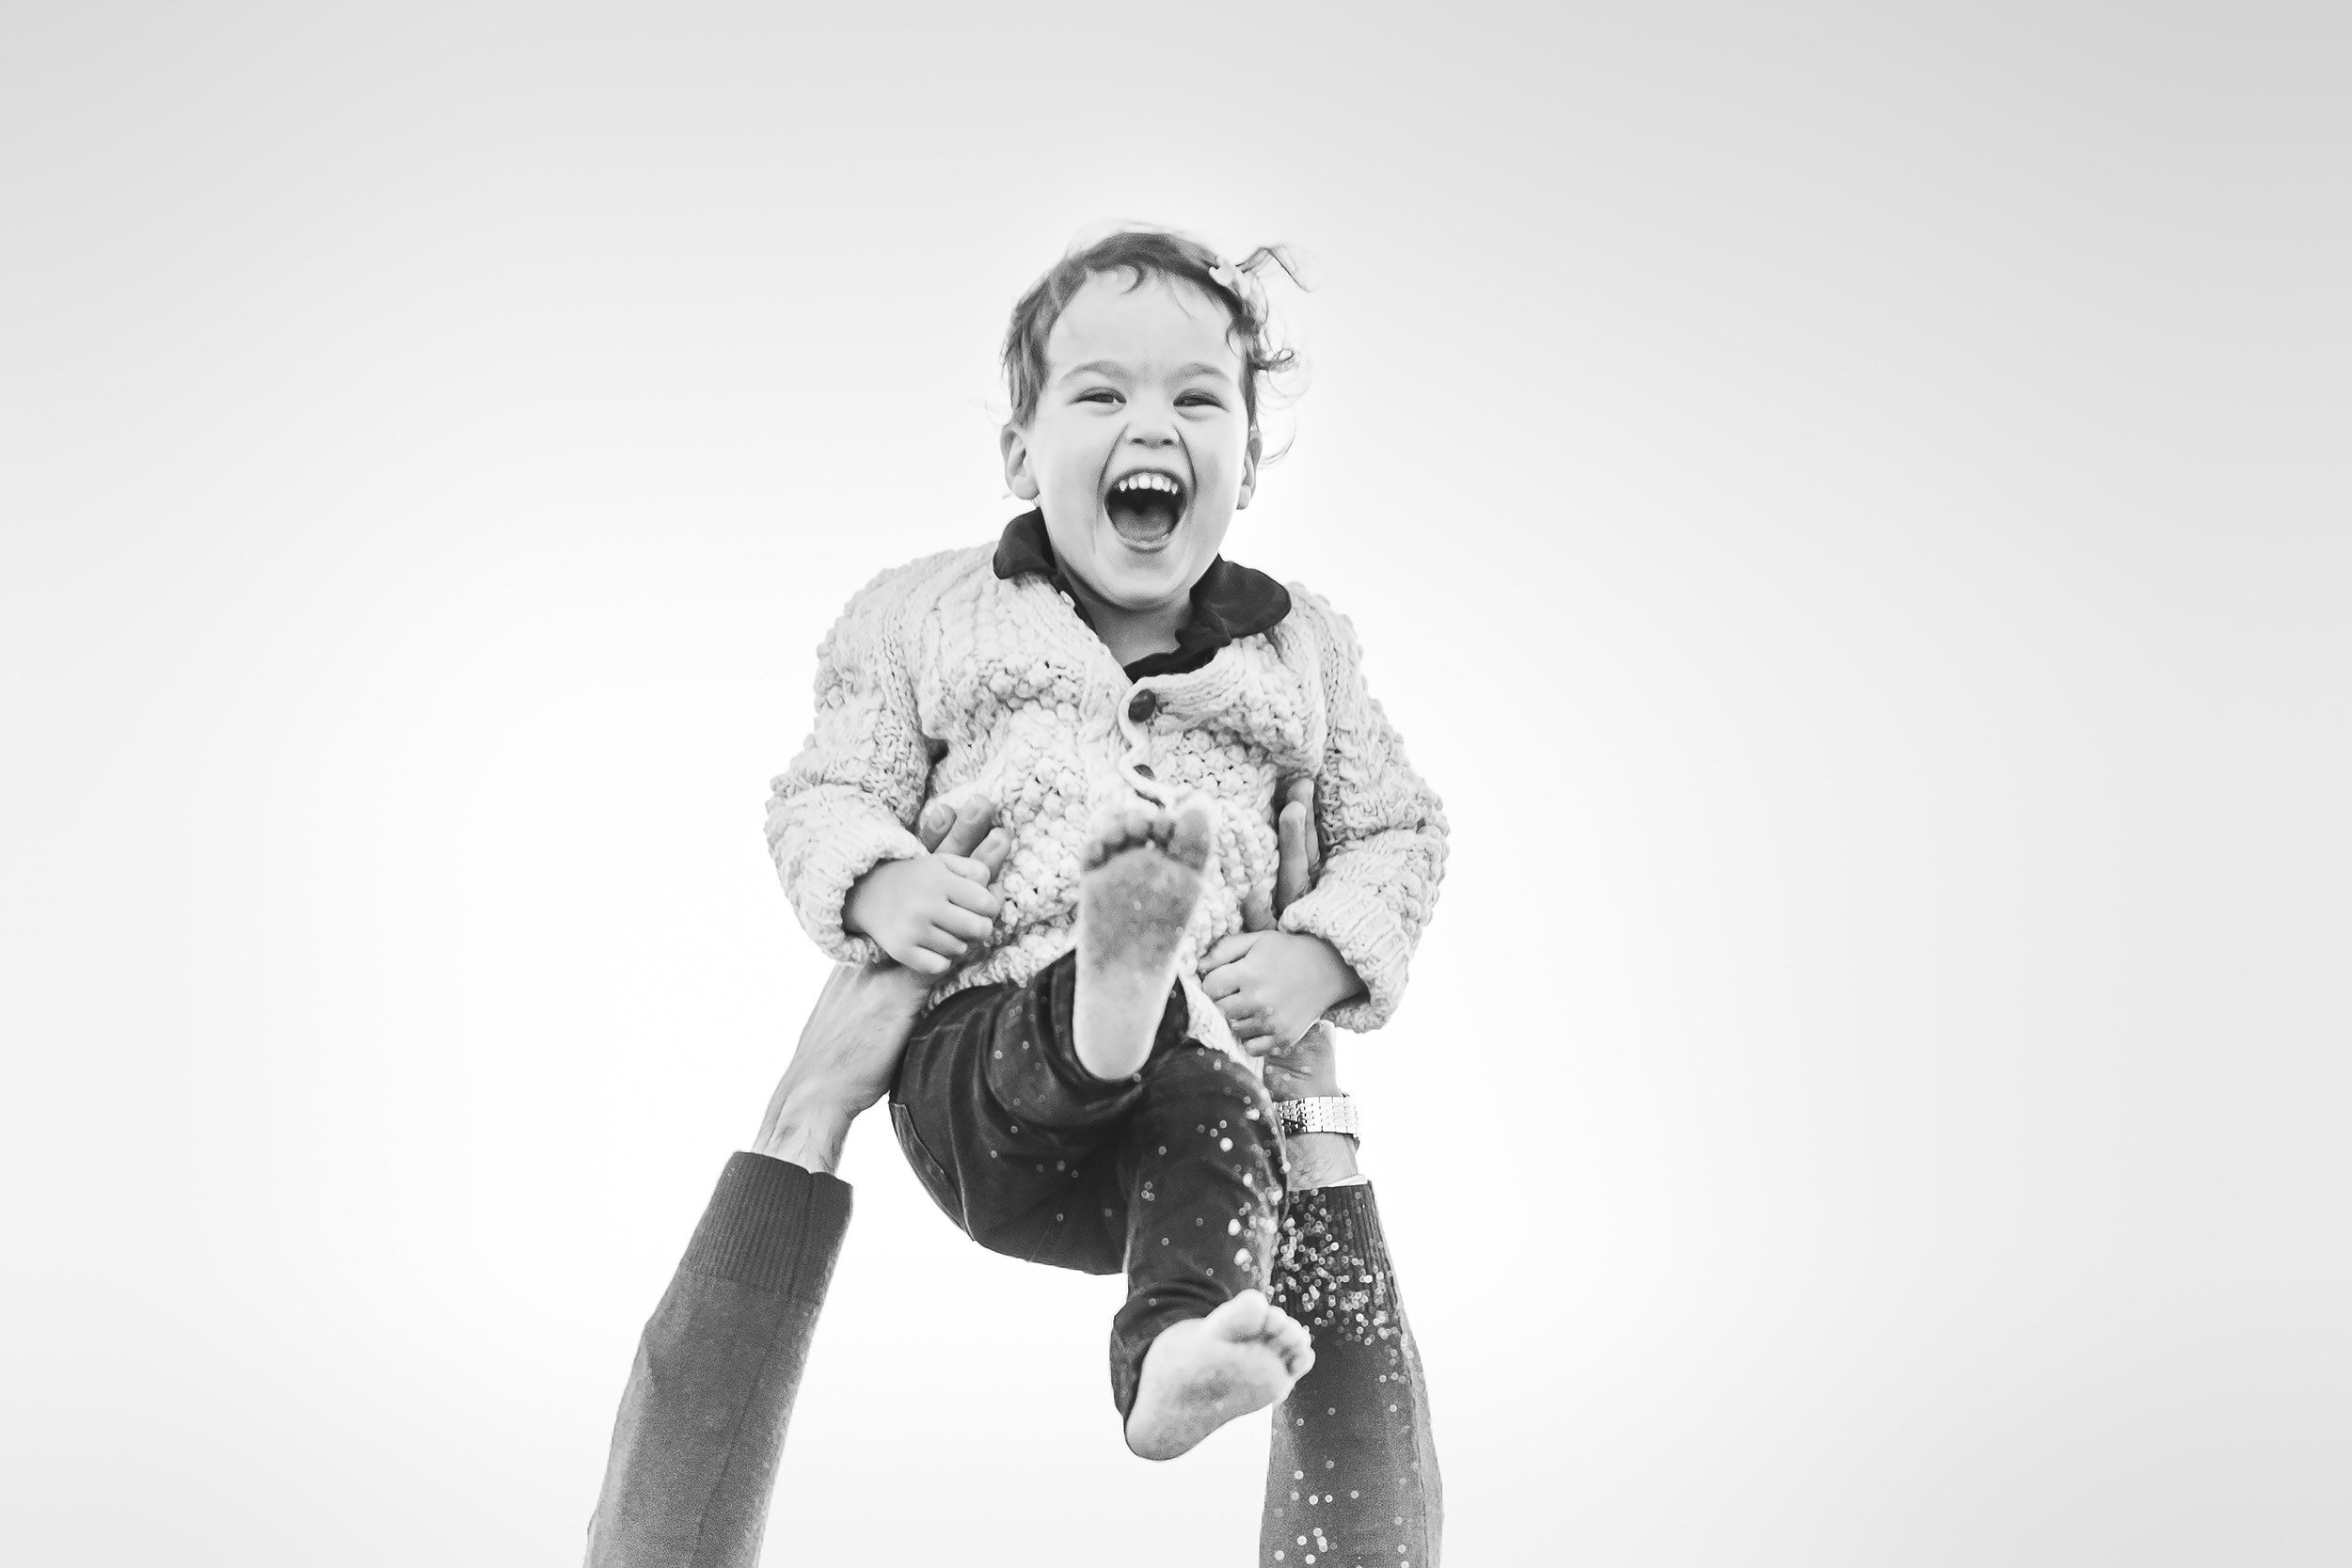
{"left": 1103, "top": 470, "right": 1188, "bottom": 546}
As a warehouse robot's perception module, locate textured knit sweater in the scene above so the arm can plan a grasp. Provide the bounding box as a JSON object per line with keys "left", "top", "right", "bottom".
{"left": 765, "top": 544, "right": 1447, "bottom": 1055}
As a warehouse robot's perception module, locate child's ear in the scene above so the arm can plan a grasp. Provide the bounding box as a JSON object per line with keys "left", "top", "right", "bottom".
{"left": 1235, "top": 424, "right": 1263, "bottom": 511}
{"left": 1000, "top": 423, "right": 1041, "bottom": 501}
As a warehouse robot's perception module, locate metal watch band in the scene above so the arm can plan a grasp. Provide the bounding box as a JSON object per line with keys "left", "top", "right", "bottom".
{"left": 1274, "top": 1094, "right": 1360, "bottom": 1140}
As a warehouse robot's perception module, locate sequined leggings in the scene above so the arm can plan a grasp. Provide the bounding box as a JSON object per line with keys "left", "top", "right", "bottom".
{"left": 888, "top": 951, "right": 1288, "bottom": 1418}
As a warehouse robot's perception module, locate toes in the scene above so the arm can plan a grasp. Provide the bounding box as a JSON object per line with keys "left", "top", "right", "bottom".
{"left": 1264, "top": 1304, "right": 1312, "bottom": 1361}
{"left": 1084, "top": 798, "right": 1214, "bottom": 874}
{"left": 1086, "top": 803, "right": 1153, "bottom": 866}
{"left": 1263, "top": 1304, "right": 1315, "bottom": 1378}
{"left": 1206, "top": 1287, "right": 1272, "bottom": 1340}
{"left": 1166, "top": 797, "right": 1216, "bottom": 870}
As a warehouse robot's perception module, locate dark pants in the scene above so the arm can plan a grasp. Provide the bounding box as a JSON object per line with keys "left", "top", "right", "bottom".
{"left": 888, "top": 951, "right": 1289, "bottom": 1418}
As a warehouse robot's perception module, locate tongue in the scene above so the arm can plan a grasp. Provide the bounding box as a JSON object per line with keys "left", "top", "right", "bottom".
{"left": 1106, "top": 490, "right": 1181, "bottom": 543}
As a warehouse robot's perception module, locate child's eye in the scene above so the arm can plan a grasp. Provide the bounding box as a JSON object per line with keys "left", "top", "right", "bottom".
{"left": 1076, "top": 388, "right": 1123, "bottom": 404}
{"left": 1176, "top": 392, "right": 1225, "bottom": 408}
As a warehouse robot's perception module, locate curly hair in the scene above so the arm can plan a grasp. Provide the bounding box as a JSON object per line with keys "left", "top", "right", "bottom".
{"left": 1001, "top": 228, "right": 1304, "bottom": 432}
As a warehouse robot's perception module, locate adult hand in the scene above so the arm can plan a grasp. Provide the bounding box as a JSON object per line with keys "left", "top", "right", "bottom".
{"left": 754, "top": 797, "right": 1006, "bottom": 1173}
{"left": 1208, "top": 778, "right": 1361, "bottom": 1053}
{"left": 1240, "top": 776, "right": 1319, "bottom": 933}
{"left": 1249, "top": 780, "right": 1362, "bottom": 1189}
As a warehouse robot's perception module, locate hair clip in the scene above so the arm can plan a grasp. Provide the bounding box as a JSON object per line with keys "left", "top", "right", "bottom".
{"left": 1207, "top": 256, "right": 1245, "bottom": 294}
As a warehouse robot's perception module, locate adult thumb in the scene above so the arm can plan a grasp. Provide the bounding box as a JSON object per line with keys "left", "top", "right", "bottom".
{"left": 1240, "top": 883, "right": 1277, "bottom": 933}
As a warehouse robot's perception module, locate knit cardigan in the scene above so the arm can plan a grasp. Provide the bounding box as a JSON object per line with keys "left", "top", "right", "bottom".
{"left": 766, "top": 544, "right": 1447, "bottom": 1054}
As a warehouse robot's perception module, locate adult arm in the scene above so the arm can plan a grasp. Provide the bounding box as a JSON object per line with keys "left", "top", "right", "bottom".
{"left": 583, "top": 1153, "right": 851, "bottom": 1568}
{"left": 1261, "top": 1029, "right": 1444, "bottom": 1568}
{"left": 585, "top": 801, "right": 1004, "bottom": 1568}
{"left": 1255, "top": 784, "right": 1444, "bottom": 1566}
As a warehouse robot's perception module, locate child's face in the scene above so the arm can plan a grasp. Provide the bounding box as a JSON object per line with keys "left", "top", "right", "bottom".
{"left": 1001, "top": 272, "right": 1261, "bottom": 621}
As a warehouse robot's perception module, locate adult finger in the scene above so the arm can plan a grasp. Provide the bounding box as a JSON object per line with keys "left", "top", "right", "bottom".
{"left": 898, "top": 946, "right": 951, "bottom": 976}
{"left": 915, "top": 798, "right": 960, "bottom": 852}
{"left": 938, "top": 830, "right": 1011, "bottom": 887}
{"left": 1239, "top": 881, "right": 1276, "bottom": 933}
{"left": 1274, "top": 796, "right": 1315, "bottom": 914}
{"left": 970, "top": 826, "right": 1011, "bottom": 881}
{"left": 1201, "top": 964, "right": 1245, "bottom": 1001}
{"left": 932, "top": 796, "right": 999, "bottom": 860}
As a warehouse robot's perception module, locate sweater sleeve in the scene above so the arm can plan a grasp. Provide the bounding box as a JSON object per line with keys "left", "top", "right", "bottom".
{"left": 1263, "top": 1180, "right": 1444, "bottom": 1568}
{"left": 765, "top": 567, "right": 935, "bottom": 964}
{"left": 584, "top": 1153, "right": 854, "bottom": 1568}
{"left": 1275, "top": 592, "right": 1449, "bottom": 1032}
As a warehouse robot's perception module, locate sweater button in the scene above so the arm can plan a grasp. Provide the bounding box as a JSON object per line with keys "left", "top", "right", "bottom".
{"left": 1132, "top": 764, "right": 1156, "bottom": 781}
{"left": 1127, "top": 689, "right": 1158, "bottom": 722}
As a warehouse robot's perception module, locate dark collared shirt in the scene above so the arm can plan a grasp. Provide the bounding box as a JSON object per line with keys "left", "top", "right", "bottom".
{"left": 991, "top": 510, "right": 1293, "bottom": 680}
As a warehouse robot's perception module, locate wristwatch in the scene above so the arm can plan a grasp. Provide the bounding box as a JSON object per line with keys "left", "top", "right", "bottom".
{"left": 1273, "top": 1094, "right": 1360, "bottom": 1140}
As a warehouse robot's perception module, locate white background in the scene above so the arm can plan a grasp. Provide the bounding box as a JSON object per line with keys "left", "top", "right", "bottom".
{"left": 5, "top": 4, "right": 2347, "bottom": 1564}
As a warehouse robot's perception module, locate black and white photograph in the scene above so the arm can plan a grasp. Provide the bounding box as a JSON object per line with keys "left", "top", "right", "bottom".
{"left": 4, "top": 4, "right": 2346, "bottom": 1564}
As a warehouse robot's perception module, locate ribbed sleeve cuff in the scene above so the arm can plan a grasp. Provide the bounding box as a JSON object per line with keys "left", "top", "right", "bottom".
{"left": 1279, "top": 880, "right": 1409, "bottom": 1032}
{"left": 771, "top": 794, "right": 926, "bottom": 965}
{"left": 680, "top": 1152, "right": 854, "bottom": 1303}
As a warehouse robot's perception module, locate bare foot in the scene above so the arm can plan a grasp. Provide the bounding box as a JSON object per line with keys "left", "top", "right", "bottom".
{"left": 1125, "top": 1289, "right": 1315, "bottom": 1461}
{"left": 1072, "top": 797, "right": 1215, "bottom": 1081}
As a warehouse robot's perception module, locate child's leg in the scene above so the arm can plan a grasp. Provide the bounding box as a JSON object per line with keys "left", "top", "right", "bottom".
{"left": 893, "top": 796, "right": 1310, "bottom": 1454}
{"left": 889, "top": 958, "right": 1188, "bottom": 1272}
{"left": 1107, "top": 1041, "right": 1307, "bottom": 1458}
{"left": 1071, "top": 797, "right": 1216, "bottom": 1081}
{"left": 889, "top": 795, "right": 1222, "bottom": 1267}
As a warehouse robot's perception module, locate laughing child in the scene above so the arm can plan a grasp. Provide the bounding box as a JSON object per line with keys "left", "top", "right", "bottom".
{"left": 766, "top": 228, "right": 1446, "bottom": 1459}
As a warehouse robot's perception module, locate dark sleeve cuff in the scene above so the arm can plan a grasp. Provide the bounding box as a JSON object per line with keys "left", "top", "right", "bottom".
{"left": 679, "top": 1151, "right": 854, "bottom": 1303}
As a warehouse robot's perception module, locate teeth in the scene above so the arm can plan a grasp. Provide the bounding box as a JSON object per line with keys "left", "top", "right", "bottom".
{"left": 1113, "top": 472, "right": 1182, "bottom": 495}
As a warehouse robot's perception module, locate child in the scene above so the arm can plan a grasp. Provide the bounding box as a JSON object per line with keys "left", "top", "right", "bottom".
{"left": 766, "top": 229, "right": 1446, "bottom": 1459}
